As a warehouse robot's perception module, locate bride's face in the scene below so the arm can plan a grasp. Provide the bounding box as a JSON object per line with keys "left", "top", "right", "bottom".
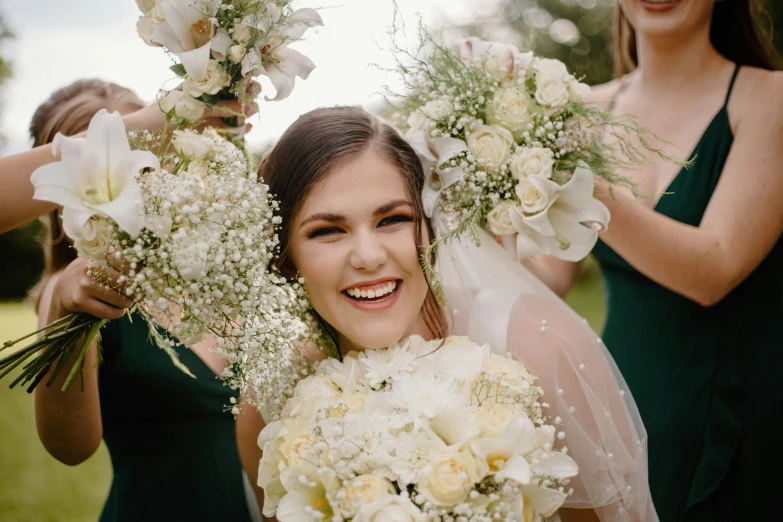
{"left": 288, "top": 149, "right": 430, "bottom": 353}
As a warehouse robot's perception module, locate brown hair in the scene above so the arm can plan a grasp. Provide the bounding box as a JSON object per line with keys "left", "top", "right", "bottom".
{"left": 259, "top": 106, "right": 448, "bottom": 342}
{"left": 613, "top": 0, "right": 782, "bottom": 78}
{"left": 28, "top": 79, "right": 144, "bottom": 312}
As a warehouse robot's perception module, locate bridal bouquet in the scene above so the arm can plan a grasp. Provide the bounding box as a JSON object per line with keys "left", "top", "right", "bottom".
{"left": 391, "top": 35, "right": 672, "bottom": 283}
{"left": 0, "top": 110, "right": 301, "bottom": 391}
{"left": 258, "top": 335, "right": 578, "bottom": 522}
{"left": 136, "top": 0, "right": 322, "bottom": 125}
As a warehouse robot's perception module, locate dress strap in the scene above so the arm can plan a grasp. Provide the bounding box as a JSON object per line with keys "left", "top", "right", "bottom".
{"left": 723, "top": 64, "right": 741, "bottom": 107}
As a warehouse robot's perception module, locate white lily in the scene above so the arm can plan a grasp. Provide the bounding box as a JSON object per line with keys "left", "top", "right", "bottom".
{"left": 507, "top": 166, "right": 610, "bottom": 262}
{"left": 31, "top": 109, "right": 157, "bottom": 240}
{"left": 404, "top": 129, "right": 468, "bottom": 217}
{"left": 151, "top": 0, "right": 223, "bottom": 82}
{"left": 451, "top": 36, "right": 533, "bottom": 80}
{"left": 240, "top": 7, "right": 323, "bottom": 101}
{"left": 276, "top": 463, "right": 339, "bottom": 522}
{"left": 471, "top": 416, "right": 537, "bottom": 484}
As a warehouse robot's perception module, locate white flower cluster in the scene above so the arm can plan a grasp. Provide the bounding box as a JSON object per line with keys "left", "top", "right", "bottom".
{"left": 136, "top": 0, "right": 322, "bottom": 123}
{"left": 397, "top": 36, "right": 610, "bottom": 262}
{"left": 258, "top": 336, "right": 578, "bottom": 522}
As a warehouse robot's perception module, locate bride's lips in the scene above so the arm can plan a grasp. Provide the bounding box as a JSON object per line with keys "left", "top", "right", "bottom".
{"left": 640, "top": 0, "right": 682, "bottom": 11}
{"left": 341, "top": 278, "right": 402, "bottom": 311}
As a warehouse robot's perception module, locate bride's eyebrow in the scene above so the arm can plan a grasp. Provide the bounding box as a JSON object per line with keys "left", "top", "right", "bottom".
{"left": 299, "top": 212, "right": 344, "bottom": 227}
{"left": 374, "top": 200, "right": 413, "bottom": 216}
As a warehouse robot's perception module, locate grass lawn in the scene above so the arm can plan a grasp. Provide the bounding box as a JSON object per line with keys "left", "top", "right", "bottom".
{"left": 0, "top": 302, "right": 110, "bottom": 522}
{"left": 0, "top": 273, "right": 605, "bottom": 520}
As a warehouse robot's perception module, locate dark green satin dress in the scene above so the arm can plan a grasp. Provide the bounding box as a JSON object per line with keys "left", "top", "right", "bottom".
{"left": 593, "top": 65, "right": 783, "bottom": 521}
{"left": 97, "top": 314, "right": 253, "bottom": 522}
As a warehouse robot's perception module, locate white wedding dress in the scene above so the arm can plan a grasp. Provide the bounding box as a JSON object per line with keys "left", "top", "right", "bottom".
{"left": 436, "top": 215, "right": 658, "bottom": 522}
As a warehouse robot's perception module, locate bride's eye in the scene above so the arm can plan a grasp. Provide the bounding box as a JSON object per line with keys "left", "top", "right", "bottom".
{"left": 308, "top": 226, "right": 344, "bottom": 239}
{"left": 378, "top": 215, "right": 413, "bottom": 228}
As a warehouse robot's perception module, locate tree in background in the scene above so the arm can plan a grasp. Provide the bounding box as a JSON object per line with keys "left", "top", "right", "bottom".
{"left": 0, "top": 11, "right": 46, "bottom": 301}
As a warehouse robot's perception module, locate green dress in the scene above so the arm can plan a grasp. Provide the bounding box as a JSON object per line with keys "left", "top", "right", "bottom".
{"left": 97, "top": 314, "right": 254, "bottom": 522}
{"left": 593, "top": 65, "right": 783, "bottom": 521}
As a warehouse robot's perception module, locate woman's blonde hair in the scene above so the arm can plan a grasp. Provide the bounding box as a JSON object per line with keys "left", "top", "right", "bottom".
{"left": 28, "top": 79, "right": 144, "bottom": 312}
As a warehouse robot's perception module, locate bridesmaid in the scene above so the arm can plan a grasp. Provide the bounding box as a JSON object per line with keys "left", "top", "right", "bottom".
{"left": 528, "top": 1, "right": 783, "bottom": 520}
{"left": 30, "top": 80, "right": 264, "bottom": 521}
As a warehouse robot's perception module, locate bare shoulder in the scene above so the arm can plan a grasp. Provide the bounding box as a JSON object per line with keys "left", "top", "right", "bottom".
{"left": 731, "top": 67, "right": 783, "bottom": 125}
{"left": 585, "top": 78, "right": 624, "bottom": 110}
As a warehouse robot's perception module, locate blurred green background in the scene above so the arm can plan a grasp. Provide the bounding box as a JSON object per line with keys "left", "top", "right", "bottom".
{"left": 1, "top": 0, "right": 782, "bottom": 520}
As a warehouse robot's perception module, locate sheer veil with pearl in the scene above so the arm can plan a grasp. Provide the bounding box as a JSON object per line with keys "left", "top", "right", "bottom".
{"left": 433, "top": 211, "right": 657, "bottom": 521}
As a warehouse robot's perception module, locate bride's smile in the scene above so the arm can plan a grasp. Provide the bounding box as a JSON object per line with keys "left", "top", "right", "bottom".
{"left": 288, "top": 147, "right": 432, "bottom": 353}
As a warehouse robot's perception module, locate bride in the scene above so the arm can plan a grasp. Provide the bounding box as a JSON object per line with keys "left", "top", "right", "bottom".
{"left": 256, "top": 105, "right": 657, "bottom": 522}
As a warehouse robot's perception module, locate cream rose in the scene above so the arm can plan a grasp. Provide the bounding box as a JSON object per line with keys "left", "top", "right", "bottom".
{"left": 568, "top": 79, "right": 591, "bottom": 100}
{"left": 474, "top": 402, "right": 515, "bottom": 438}
{"left": 339, "top": 475, "right": 397, "bottom": 518}
{"left": 534, "top": 58, "right": 569, "bottom": 80}
{"left": 172, "top": 129, "right": 212, "bottom": 160}
{"left": 227, "top": 44, "right": 247, "bottom": 64}
{"left": 74, "top": 219, "right": 114, "bottom": 259}
{"left": 467, "top": 124, "right": 514, "bottom": 170}
{"left": 183, "top": 60, "right": 231, "bottom": 97}
{"left": 535, "top": 74, "right": 570, "bottom": 108}
{"left": 186, "top": 159, "right": 210, "bottom": 179}
{"left": 353, "top": 494, "right": 425, "bottom": 522}
{"left": 419, "top": 450, "right": 483, "bottom": 507}
{"left": 487, "top": 87, "right": 533, "bottom": 132}
{"left": 510, "top": 147, "right": 554, "bottom": 180}
{"left": 159, "top": 91, "right": 205, "bottom": 123}
{"left": 516, "top": 178, "right": 549, "bottom": 214}
{"left": 486, "top": 201, "right": 518, "bottom": 236}
{"left": 421, "top": 98, "right": 454, "bottom": 121}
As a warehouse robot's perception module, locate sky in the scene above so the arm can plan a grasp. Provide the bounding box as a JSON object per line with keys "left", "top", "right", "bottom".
{"left": 0, "top": 0, "right": 486, "bottom": 155}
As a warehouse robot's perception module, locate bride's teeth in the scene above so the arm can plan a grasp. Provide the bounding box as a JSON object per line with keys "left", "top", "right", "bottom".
{"left": 368, "top": 289, "right": 376, "bottom": 298}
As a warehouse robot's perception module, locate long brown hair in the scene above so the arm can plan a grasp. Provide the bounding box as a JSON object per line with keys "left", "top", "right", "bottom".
{"left": 614, "top": 0, "right": 782, "bottom": 77}
{"left": 259, "top": 106, "right": 448, "bottom": 342}
{"left": 28, "top": 79, "right": 144, "bottom": 312}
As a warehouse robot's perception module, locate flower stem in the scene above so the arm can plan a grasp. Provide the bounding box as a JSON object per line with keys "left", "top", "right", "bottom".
{"left": 61, "top": 320, "right": 105, "bottom": 392}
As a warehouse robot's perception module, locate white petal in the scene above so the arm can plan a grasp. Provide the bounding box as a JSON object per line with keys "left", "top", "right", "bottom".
{"left": 555, "top": 166, "right": 596, "bottom": 209}
{"left": 62, "top": 207, "right": 98, "bottom": 241}
{"left": 93, "top": 180, "right": 145, "bottom": 237}
{"left": 521, "top": 485, "right": 568, "bottom": 517}
{"left": 210, "top": 28, "right": 233, "bottom": 60}
{"left": 531, "top": 451, "right": 579, "bottom": 480}
{"left": 176, "top": 42, "right": 213, "bottom": 82}
{"left": 430, "top": 137, "right": 468, "bottom": 165}
{"left": 241, "top": 48, "right": 262, "bottom": 77}
{"left": 258, "top": 65, "right": 295, "bottom": 102}
{"left": 439, "top": 166, "right": 467, "bottom": 191}
{"left": 406, "top": 129, "right": 437, "bottom": 174}
{"left": 557, "top": 196, "right": 611, "bottom": 232}
{"left": 498, "top": 416, "right": 536, "bottom": 453}
{"left": 151, "top": 17, "right": 186, "bottom": 53}
{"left": 525, "top": 173, "right": 561, "bottom": 202}
{"left": 30, "top": 161, "right": 90, "bottom": 210}
{"left": 277, "top": 46, "right": 316, "bottom": 80}
{"left": 515, "top": 231, "right": 546, "bottom": 260}
{"left": 52, "top": 134, "right": 84, "bottom": 161}
{"left": 495, "top": 454, "right": 532, "bottom": 485}
{"left": 283, "top": 8, "right": 324, "bottom": 39}
{"left": 276, "top": 492, "right": 316, "bottom": 522}
{"left": 546, "top": 207, "right": 598, "bottom": 261}
{"left": 83, "top": 110, "right": 131, "bottom": 174}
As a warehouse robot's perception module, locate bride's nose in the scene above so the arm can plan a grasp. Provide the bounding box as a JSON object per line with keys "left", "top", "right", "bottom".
{"left": 349, "top": 229, "right": 388, "bottom": 271}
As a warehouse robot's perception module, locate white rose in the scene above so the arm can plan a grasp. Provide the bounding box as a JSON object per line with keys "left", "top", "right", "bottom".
{"left": 486, "top": 201, "right": 518, "bottom": 236}
{"left": 516, "top": 178, "right": 549, "bottom": 214}
{"left": 568, "top": 79, "right": 591, "bottom": 100}
{"left": 227, "top": 44, "right": 247, "bottom": 64}
{"left": 135, "top": 0, "right": 156, "bottom": 14}
{"left": 474, "top": 402, "right": 515, "bottom": 438}
{"left": 172, "top": 129, "right": 213, "bottom": 160}
{"left": 467, "top": 124, "right": 514, "bottom": 170}
{"left": 353, "top": 494, "right": 425, "bottom": 522}
{"left": 74, "top": 219, "right": 114, "bottom": 259}
{"left": 510, "top": 147, "right": 554, "bottom": 180}
{"left": 421, "top": 98, "right": 454, "bottom": 121}
{"left": 534, "top": 58, "right": 570, "bottom": 80}
{"left": 419, "top": 450, "right": 484, "bottom": 507}
{"left": 136, "top": 15, "right": 157, "bottom": 46}
{"left": 481, "top": 353, "right": 537, "bottom": 396}
{"left": 487, "top": 87, "right": 533, "bottom": 133}
{"left": 339, "top": 475, "right": 397, "bottom": 519}
{"left": 535, "top": 73, "right": 571, "bottom": 108}
{"left": 233, "top": 17, "right": 255, "bottom": 45}
{"left": 159, "top": 91, "right": 205, "bottom": 123}
{"left": 183, "top": 60, "right": 231, "bottom": 97}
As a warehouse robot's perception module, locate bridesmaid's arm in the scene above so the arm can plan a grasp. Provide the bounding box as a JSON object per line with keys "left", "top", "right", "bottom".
{"left": 236, "top": 399, "right": 266, "bottom": 514}
{"left": 520, "top": 257, "right": 581, "bottom": 298}
{"left": 34, "top": 259, "right": 131, "bottom": 465}
{"left": 597, "top": 70, "right": 783, "bottom": 306}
